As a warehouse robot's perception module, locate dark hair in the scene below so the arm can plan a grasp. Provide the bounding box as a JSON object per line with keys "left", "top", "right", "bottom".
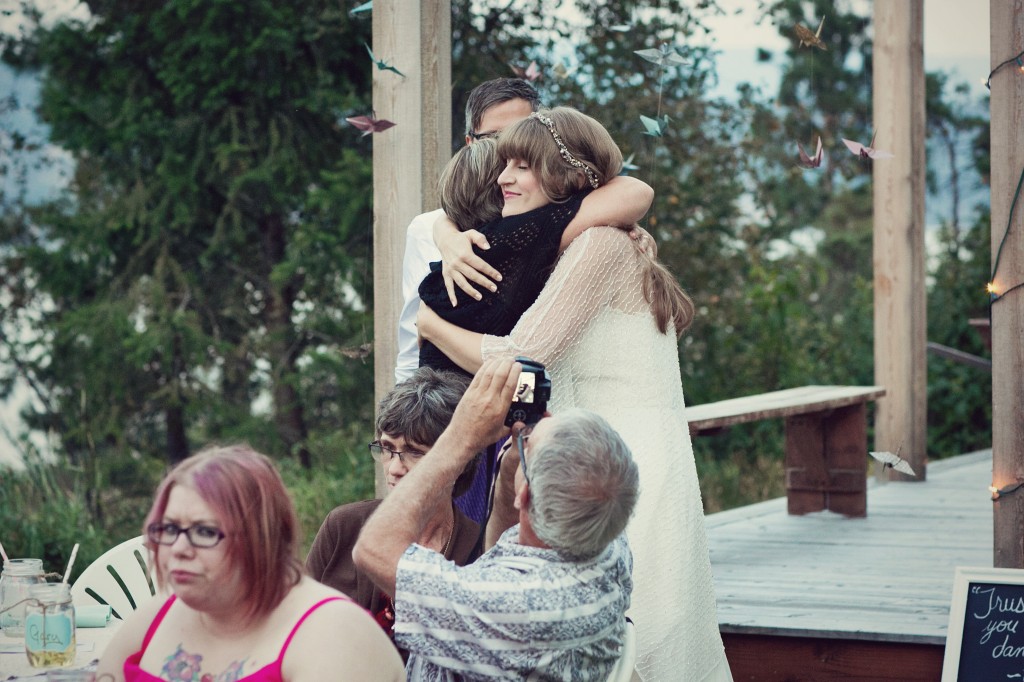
{"left": 464, "top": 78, "right": 541, "bottom": 137}
{"left": 144, "top": 445, "right": 303, "bottom": 625}
{"left": 377, "top": 367, "right": 479, "bottom": 497}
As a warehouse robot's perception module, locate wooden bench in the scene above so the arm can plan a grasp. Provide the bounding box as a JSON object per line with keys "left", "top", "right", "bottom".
{"left": 686, "top": 385, "right": 886, "bottom": 517}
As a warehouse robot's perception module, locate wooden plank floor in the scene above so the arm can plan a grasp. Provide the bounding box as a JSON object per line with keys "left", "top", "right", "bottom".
{"left": 707, "top": 449, "right": 993, "bottom": 646}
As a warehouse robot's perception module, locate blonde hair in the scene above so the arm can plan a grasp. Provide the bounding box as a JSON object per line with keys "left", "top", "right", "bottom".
{"left": 634, "top": 231, "right": 695, "bottom": 337}
{"left": 438, "top": 138, "right": 504, "bottom": 230}
{"left": 497, "top": 107, "right": 623, "bottom": 203}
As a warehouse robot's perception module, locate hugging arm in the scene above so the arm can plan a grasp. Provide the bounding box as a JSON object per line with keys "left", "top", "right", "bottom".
{"left": 433, "top": 215, "right": 501, "bottom": 306}
{"left": 558, "top": 175, "right": 653, "bottom": 251}
{"left": 418, "top": 228, "right": 626, "bottom": 373}
{"left": 435, "top": 176, "right": 652, "bottom": 301}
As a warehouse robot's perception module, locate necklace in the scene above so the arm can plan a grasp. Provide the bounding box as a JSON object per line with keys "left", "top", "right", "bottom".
{"left": 440, "top": 512, "right": 454, "bottom": 556}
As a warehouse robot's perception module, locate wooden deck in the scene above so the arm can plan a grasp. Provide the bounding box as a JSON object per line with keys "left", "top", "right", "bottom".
{"left": 707, "top": 449, "right": 993, "bottom": 680}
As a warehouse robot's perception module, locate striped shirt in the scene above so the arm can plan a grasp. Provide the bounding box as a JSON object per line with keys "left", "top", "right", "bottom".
{"left": 394, "top": 525, "right": 632, "bottom": 681}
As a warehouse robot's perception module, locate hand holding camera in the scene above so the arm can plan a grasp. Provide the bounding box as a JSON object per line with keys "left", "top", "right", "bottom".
{"left": 505, "top": 357, "right": 551, "bottom": 427}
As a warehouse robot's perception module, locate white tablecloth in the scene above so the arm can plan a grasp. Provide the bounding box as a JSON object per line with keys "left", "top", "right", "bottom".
{"left": 0, "top": 620, "right": 121, "bottom": 680}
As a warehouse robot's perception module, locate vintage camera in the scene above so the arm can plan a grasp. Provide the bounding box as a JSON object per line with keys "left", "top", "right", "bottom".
{"left": 505, "top": 357, "right": 551, "bottom": 426}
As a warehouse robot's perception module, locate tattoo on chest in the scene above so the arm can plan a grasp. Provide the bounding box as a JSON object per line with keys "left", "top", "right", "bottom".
{"left": 162, "top": 644, "right": 250, "bottom": 682}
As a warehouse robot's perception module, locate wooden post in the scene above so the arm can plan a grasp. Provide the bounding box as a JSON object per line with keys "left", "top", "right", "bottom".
{"left": 989, "top": 0, "right": 1024, "bottom": 569}
{"left": 372, "top": 0, "right": 451, "bottom": 496}
{"left": 872, "top": 0, "right": 927, "bottom": 482}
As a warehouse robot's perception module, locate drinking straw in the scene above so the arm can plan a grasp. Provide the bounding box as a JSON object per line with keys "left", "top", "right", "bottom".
{"left": 62, "top": 543, "right": 80, "bottom": 584}
{"left": 0, "top": 539, "right": 8, "bottom": 563}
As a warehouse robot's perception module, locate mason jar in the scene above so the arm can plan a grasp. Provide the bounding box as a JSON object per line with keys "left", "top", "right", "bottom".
{"left": 25, "top": 582, "right": 76, "bottom": 668}
{"left": 0, "top": 558, "right": 45, "bottom": 637}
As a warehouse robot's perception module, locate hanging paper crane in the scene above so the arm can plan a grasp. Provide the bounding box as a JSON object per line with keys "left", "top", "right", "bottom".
{"left": 794, "top": 16, "right": 827, "bottom": 50}
{"left": 842, "top": 132, "right": 894, "bottom": 160}
{"left": 797, "top": 136, "right": 825, "bottom": 169}
{"left": 364, "top": 43, "right": 404, "bottom": 77}
{"left": 510, "top": 60, "right": 541, "bottom": 82}
{"left": 346, "top": 113, "right": 396, "bottom": 136}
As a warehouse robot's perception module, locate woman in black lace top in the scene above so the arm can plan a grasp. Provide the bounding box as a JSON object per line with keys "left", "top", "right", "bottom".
{"left": 418, "top": 107, "right": 652, "bottom": 375}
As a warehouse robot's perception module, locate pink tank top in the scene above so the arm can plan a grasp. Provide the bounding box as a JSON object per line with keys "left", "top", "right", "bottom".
{"left": 123, "top": 594, "right": 351, "bottom": 682}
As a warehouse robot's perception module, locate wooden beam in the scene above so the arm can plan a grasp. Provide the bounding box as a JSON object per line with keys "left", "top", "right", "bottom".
{"left": 872, "top": 0, "right": 927, "bottom": 482}
{"left": 372, "top": 0, "right": 451, "bottom": 496}
{"left": 989, "top": 0, "right": 1024, "bottom": 569}
{"left": 722, "top": 633, "right": 943, "bottom": 682}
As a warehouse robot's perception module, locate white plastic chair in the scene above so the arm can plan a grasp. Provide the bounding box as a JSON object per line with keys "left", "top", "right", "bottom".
{"left": 606, "top": 617, "right": 638, "bottom": 682}
{"left": 70, "top": 535, "right": 156, "bottom": 620}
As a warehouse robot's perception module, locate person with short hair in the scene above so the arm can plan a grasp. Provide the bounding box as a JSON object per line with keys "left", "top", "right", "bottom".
{"left": 354, "top": 358, "right": 638, "bottom": 681}
{"left": 98, "top": 445, "right": 402, "bottom": 682}
{"left": 305, "top": 367, "right": 480, "bottom": 654}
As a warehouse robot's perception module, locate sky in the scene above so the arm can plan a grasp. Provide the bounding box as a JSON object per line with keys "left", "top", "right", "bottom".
{"left": 702, "top": 0, "right": 990, "bottom": 98}
{"left": 0, "top": 0, "right": 996, "bottom": 467}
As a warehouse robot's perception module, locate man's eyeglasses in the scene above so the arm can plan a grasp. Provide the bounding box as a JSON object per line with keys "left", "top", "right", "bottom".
{"left": 147, "top": 522, "right": 226, "bottom": 548}
{"left": 515, "top": 425, "right": 533, "bottom": 484}
{"left": 468, "top": 130, "right": 499, "bottom": 141}
{"left": 369, "top": 441, "right": 426, "bottom": 467}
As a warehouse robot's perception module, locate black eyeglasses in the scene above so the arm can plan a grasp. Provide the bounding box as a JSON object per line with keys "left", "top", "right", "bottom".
{"left": 468, "top": 130, "right": 499, "bottom": 141}
{"left": 369, "top": 441, "right": 426, "bottom": 467}
{"left": 147, "top": 522, "right": 226, "bottom": 548}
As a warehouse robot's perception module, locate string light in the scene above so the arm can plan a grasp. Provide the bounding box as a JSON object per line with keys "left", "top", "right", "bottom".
{"left": 990, "top": 281, "right": 1024, "bottom": 303}
{"left": 985, "top": 49, "right": 1024, "bottom": 89}
{"left": 986, "top": 55, "right": 1024, "bottom": 307}
{"left": 987, "top": 481, "right": 1019, "bottom": 501}
{"left": 991, "top": 482, "right": 1024, "bottom": 501}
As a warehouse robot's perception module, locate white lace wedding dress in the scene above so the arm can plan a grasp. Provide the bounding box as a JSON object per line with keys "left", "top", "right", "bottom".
{"left": 481, "top": 227, "right": 732, "bottom": 682}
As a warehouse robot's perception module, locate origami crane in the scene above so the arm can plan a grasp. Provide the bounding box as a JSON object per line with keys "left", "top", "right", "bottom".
{"left": 869, "top": 445, "right": 915, "bottom": 476}
{"left": 842, "top": 133, "right": 894, "bottom": 160}
{"left": 345, "top": 114, "right": 396, "bottom": 136}
{"left": 364, "top": 43, "right": 404, "bottom": 77}
{"left": 794, "top": 16, "right": 827, "bottom": 50}
{"left": 797, "top": 136, "right": 825, "bottom": 168}
{"left": 510, "top": 60, "right": 541, "bottom": 82}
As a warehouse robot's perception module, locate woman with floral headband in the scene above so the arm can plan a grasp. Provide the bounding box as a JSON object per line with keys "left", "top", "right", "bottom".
{"left": 417, "top": 108, "right": 653, "bottom": 527}
{"left": 418, "top": 107, "right": 734, "bottom": 681}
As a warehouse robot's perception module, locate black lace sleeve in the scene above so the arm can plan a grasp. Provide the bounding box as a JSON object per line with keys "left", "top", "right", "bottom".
{"left": 418, "top": 190, "right": 591, "bottom": 373}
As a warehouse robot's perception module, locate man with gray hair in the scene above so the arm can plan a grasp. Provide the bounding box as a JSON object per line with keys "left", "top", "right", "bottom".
{"left": 354, "top": 358, "right": 639, "bottom": 681}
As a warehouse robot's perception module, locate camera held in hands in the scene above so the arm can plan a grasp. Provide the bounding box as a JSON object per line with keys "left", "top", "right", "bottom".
{"left": 505, "top": 357, "right": 551, "bottom": 427}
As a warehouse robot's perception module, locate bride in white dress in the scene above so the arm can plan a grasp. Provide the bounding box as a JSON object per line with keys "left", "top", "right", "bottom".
{"left": 418, "top": 111, "right": 733, "bottom": 682}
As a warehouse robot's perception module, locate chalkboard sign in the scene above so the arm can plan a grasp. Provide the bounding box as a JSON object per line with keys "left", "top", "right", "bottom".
{"left": 943, "top": 566, "right": 1024, "bottom": 681}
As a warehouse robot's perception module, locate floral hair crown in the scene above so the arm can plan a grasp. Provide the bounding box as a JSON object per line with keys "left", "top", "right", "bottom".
{"left": 530, "top": 112, "right": 601, "bottom": 189}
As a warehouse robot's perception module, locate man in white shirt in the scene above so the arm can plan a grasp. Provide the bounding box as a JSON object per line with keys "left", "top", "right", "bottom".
{"left": 394, "top": 78, "right": 540, "bottom": 384}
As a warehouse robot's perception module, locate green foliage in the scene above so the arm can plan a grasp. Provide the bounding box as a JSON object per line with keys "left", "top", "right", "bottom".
{"left": 278, "top": 437, "right": 376, "bottom": 555}
{"left": 0, "top": 453, "right": 111, "bottom": 583}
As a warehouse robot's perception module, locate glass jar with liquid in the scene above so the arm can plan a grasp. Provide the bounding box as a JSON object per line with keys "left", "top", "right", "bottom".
{"left": 25, "top": 582, "right": 76, "bottom": 667}
{"left": 0, "top": 558, "right": 45, "bottom": 636}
